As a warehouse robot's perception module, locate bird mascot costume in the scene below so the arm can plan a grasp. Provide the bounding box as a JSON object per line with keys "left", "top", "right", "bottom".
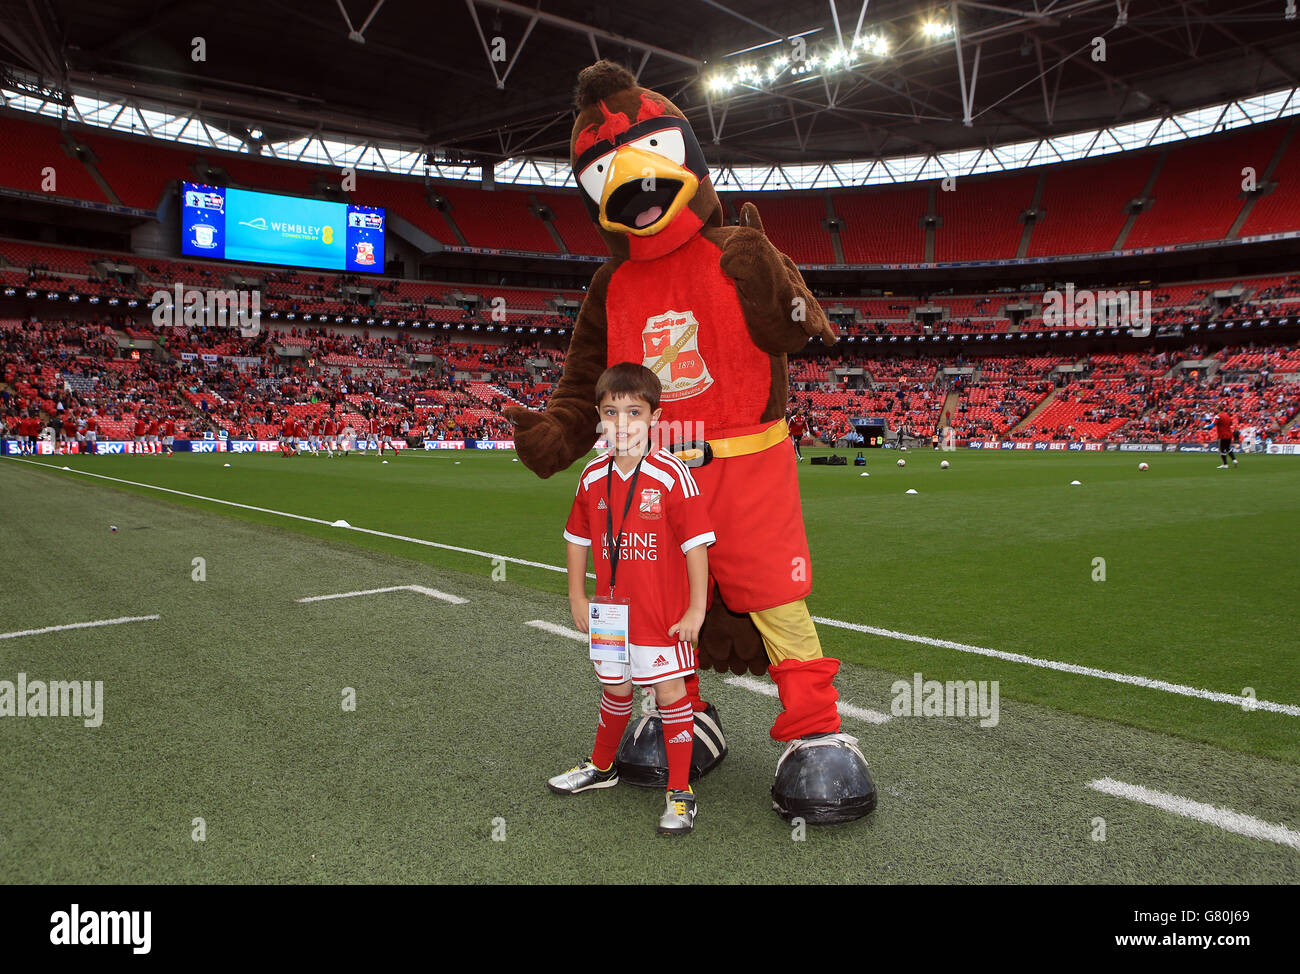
{"left": 507, "top": 60, "right": 876, "bottom": 823}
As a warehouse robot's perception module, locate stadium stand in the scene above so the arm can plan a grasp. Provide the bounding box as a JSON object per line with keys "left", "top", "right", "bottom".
{"left": 435, "top": 183, "right": 559, "bottom": 253}
{"left": 833, "top": 186, "right": 929, "bottom": 264}
{"left": 0, "top": 113, "right": 108, "bottom": 202}
{"left": 1125, "top": 125, "right": 1286, "bottom": 247}
{"left": 721, "top": 193, "right": 835, "bottom": 264}
{"left": 1027, "top": 152, "right": 1155, "bottom": 256}
{"left": 934, "top": 171, "right": 1038, "bottom": 262}
{"left": 535, "top": 191, "right": 607, "bottom": 256}
{"left": 71, "top": 128, "right": 199, "bottom": 209}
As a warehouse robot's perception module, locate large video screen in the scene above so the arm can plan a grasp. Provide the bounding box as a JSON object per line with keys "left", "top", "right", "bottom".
{"left": 180, "top": 182, "right": 385, "bottom": 273}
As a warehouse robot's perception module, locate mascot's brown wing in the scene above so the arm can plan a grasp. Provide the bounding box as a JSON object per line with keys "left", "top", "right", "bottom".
{"left": 698, "top": 593, "right": 770, "bottom": 676}
{"left": 710, "top": 202, "right": 836, "bottom": 355}
{"left": 504, "top": 259, "right": 621, "bottom": 479}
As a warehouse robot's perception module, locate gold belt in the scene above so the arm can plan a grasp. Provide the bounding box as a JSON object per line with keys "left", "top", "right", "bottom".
{"left": 672, "top": 419, "right": 789, "bottom": 466}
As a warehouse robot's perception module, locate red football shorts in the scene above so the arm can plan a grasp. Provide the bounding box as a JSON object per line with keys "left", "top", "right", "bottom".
{"left": 692, "top": 432, "right": 812, "bottom": 614}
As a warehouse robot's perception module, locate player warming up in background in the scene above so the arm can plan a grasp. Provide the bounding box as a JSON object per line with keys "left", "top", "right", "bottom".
{"left": 788, "top": 411, "right": 806, "bottom": 461}
{"left": 548, "top": 363, "right": 715, "bottom": 835}
{"left": 1215, "top": 406, "right": 1238, "bottom": 468}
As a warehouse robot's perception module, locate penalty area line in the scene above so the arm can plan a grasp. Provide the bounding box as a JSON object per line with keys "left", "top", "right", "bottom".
{"left": 297, "top": 585, "right": 467, "bottom": 605}
{"left": 1087, "top": 777, "right": 1300, "bottom": 852}
{"left": 0, "top": 614, "right": 160, "bottom": 640}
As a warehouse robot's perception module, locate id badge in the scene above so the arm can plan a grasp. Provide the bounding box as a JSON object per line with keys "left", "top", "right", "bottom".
{"left": 588, "top": 597, "right": 631, "bottom": 664}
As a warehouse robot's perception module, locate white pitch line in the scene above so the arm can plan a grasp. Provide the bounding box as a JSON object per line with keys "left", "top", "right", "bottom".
{"left": 1087, "top": 777, "right": 1300, "bottom": 852}
{"left": 814, "top": 616, "right": 1300, "bottom": 718}
{"left": 297, "top": 585, "right": 467, "bottom": 605}
{"left": 725, "top": 674, "right": 892, "bottom": 724}
{"left": 10, "top": 457, "right": 1297, "bottom": 717}
{"left": 525, "top": 619, "right": 585, "bottom": 641}
{"left": 4, "top": 456, "right": 586, "bottom": 578}
{"left": 0, "top": 614, "right": 160, "bottom": 640}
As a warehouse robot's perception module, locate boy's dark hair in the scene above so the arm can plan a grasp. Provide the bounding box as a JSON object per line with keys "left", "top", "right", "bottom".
{"left": 595, "top": 362, "right": 661, "bottom": 411}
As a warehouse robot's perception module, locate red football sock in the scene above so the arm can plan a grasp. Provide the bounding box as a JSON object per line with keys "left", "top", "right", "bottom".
{"left": 590, "top": 689, "right": 634, "bottom": 770}
{"left": 683, "top": 672, "right": 706, "bottom": 712}
{"left": 658, "top": 698, "right": 695, "bottom": 792}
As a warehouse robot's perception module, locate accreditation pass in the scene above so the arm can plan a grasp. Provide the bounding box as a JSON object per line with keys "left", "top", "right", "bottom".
{"left": 588, "top": 598, "right": 630, "bottom": 664}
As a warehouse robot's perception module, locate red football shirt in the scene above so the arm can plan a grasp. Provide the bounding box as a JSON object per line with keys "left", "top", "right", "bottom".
{"left": 564, "top": 448, "right": 715, "bottom": 650}
{"left": 134, "top": 418, "right": 147, "bottom": 437}
{"left": 1215, "top": 412, "right": 1234, "bottom": 439}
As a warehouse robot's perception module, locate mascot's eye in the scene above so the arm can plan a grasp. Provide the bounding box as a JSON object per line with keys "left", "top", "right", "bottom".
{"left": 628, "top": 129, "right": 686, "bottom": 167}
{"left": 578, "top": 149, "right": 616, "bottom": 203}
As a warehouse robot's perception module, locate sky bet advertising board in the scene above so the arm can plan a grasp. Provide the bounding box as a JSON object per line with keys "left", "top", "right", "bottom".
{"left": 181, "top": 182, "right": 385, "bottom": 273}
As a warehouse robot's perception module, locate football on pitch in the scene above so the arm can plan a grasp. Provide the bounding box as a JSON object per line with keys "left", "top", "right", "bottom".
{"left": 1139, "top": 462, "right": 1149, "bottom": 470}
{"left": 940, "top": 460, "right": 950, "bottom": 469}
{"left": 897, "top": 459, "right": 906, "bottom": 467}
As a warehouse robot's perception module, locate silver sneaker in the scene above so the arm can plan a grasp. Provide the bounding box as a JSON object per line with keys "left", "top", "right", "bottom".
{"left": 657, "top": 789, "right": 697, "bottom": 835}
{"left": 547, "top": 759, "right": 618, "bottom": 795}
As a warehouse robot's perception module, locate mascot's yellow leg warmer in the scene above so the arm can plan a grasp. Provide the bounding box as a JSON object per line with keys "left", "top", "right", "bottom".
{"left": 751, "top": 601, "right": 843, "bottom": 741}
{"left": 750, "top": 600, "right": 822, "bottom": 662}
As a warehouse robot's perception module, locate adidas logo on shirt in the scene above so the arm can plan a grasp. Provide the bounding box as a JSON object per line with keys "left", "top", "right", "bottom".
{"left": 597, "top": 498, "right": 607, "bottom": 510}
{"left": 667, "top": 730, "right": 693, "bottom": 745}
{"left": 652, "top": 655, "right": 669, "bottom": 667}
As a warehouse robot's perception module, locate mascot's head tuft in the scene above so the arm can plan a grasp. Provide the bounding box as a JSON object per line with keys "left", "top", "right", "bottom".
{"left": 574, "top": 61, "right": 638, "bottom": 111}
{"left": 569, "top": 60, "right": 721, "bottom": 259}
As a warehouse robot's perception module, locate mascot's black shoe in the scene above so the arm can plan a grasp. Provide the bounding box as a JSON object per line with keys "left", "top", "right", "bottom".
{"left": 771, "top": 732, "right": 877, "bottom": 824}
{"left": 615, "top": 702, "right": 728, "bottom": 789}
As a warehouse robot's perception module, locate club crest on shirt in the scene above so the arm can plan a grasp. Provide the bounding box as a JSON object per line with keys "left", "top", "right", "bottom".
{"left": 638, "top": 487, "right": 663, "bottom": 519}
{"left": 642, "top": 310, "right": 713, "bottom": 402}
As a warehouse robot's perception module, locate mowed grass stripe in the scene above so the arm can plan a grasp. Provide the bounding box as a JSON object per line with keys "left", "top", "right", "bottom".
{"left": 12, "top": 456, "right": 1292, "bottom": 717}
{"left": 1, "top": 465, "right": 1298, "bottom": 882}
{"left": 4, "top": 450, "right": 1298, "bottom": 765}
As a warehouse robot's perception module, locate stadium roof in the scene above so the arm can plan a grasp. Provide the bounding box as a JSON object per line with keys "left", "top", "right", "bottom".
{"left": 3, "top": 0, "right": 1300, "bottom": 179}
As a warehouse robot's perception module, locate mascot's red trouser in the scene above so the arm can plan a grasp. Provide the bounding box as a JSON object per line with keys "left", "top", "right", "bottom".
{"left": 678, "top": 420, "right": 841, "bottom": 741}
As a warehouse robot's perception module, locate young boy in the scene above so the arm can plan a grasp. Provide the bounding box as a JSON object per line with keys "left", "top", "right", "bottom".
{"left": 548, "top": 362, "right": 714, "bottom": 835}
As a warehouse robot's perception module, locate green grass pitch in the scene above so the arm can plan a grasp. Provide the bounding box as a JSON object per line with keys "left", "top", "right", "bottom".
{"left": 0, "top": 447, "right": 1296, "bottom": 883}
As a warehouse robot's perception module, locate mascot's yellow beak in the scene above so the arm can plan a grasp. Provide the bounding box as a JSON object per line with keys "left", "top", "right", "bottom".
{"left": 598, "top": 145, "right": 699, "bottom": 236}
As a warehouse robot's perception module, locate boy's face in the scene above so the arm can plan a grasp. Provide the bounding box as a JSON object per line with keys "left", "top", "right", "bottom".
{"left": 597, "top": 393, "right": 662, "bottom": 456}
